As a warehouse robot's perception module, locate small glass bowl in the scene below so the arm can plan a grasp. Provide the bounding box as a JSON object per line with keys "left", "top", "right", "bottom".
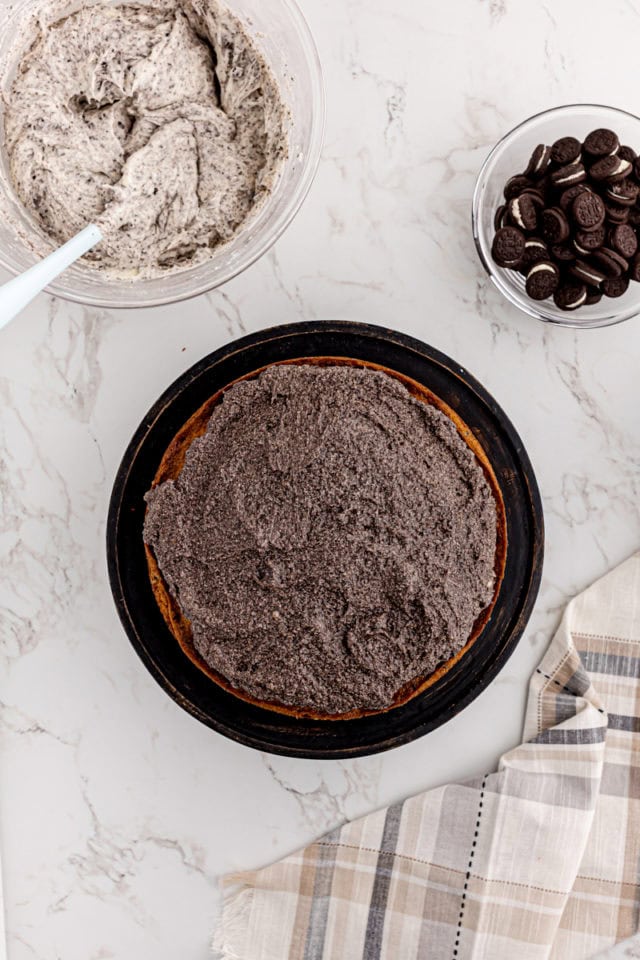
{"left": 472, "top": 104, "right": 640, "bottom": 329}
{"left": 0, "top": 0, "right": 324, "bottom": 309}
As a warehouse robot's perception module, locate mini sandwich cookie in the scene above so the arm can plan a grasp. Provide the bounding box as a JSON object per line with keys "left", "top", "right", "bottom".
{"left": 571, "top": 191, "right": 605, "bottom": 230}
{"left": 590, "top": 155, "right": 631, "bottom": 183}
{"left": 494, "top": 204, "right": 509, "bottom": 231}
{"left": 525, "top": 260, "right": 559, "bottom": 300}
{"left": 524, "top": 144, "right": 552, "bottom": 178}
{"left": 583, "top": 127, "right": 619, "bottom": 158}
{"left": 508, "top": 194, "right": 538, "bottom": 231}
{"left": 592, "top": 247, "right": 629, "bottom": 278}
{"left": 492, "top": 226, "right": 525, "bottom": 268}
{"left": 550, "top": 136, "right": 582, "bottom": 165}
{"left": 603, "top": 275, "right": 630, "bottom": 297}
{"left": 520, "top": 237, "right": 549, "bottom": 268}
{"left": 619, "top": 145, "right": 637, "bottom": 163}
{"left": 570, "top": 259, "right": 606, "bottom": 287}
{"left": 550, "top": 162, "right": 587, "bottom": 188}
{"left": 554, "top": 282, "right": 587, "bottom": 310}
{"left": 574, "top": 225, "right": 606, "bottom": 253}
{"left": 541, "top": 207, "right": 570, "bottom": 244}
{"left": 604, "top": 201, "right": 630, "bottom": 224}
{"left": 606, "top": 180, "right": 639, "bottom": 206}
{"left": 559, "top": 183, "right": 591, "bottom": 211}
{"left": 504, "top": 175, "right": 533, "bottom": 200}
{"left": 610, "top": 224, "right": 638, "bottom": 259}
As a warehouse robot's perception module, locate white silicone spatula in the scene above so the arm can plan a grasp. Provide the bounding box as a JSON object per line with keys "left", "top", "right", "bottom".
{"left": 0, "top": 223, "right": 102, "bottom": 328}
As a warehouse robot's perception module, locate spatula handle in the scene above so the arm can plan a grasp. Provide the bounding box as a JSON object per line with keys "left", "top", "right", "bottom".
{"left": 0, "top": 224, "right": 102, "bottom": 329}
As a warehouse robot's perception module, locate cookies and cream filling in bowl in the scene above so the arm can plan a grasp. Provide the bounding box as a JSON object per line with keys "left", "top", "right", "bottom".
{"left": 0, "top": 0, "right": 324, "bottom": 307}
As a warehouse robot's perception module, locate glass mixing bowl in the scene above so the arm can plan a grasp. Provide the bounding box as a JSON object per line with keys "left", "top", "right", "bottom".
{"left": 0, "top": 0, "right": 324, "bottom": 308}
{"left": 472, "top": 104, "right": 640, "bottom": 329}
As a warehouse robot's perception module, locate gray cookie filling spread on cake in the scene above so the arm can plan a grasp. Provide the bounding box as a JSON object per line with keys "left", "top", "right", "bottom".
{"left": 143, "top": 364, "right": 498, "bottom": 715}
{"left": 3, "top": 0, "right": 286, "bottom": 277}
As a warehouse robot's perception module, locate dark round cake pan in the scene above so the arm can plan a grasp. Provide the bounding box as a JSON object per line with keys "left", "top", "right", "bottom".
{"left": 107, "top": 320, "right": 544, "bottom": 759}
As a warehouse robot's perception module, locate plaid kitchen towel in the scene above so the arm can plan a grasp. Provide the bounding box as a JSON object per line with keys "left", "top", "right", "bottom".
{"left": 214, "top": 552, "right": 640, "bottom": 960}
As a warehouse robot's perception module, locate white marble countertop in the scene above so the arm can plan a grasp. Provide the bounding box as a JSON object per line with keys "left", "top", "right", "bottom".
{"left": 3, "top": 0, "right": 640, "bottom": 957}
